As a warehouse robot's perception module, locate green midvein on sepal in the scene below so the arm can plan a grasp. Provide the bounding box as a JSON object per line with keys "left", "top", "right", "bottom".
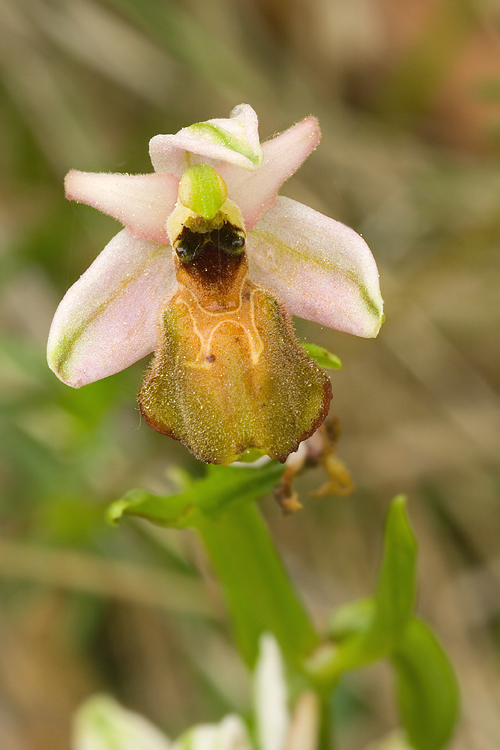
{"left": 188, "top": 122, "right": 263, "bottom": 166}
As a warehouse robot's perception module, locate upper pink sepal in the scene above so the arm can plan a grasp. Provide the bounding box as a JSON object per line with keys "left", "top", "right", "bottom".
{"left": 149, "top": 104, "right": 263, "bottom": 176}
{"left": 47, "top": 229, "right": 178, "bottom": 387}
{"left": 217, "top": 116, "right": 321, "bottom": 230}
{"left": 247, "top": 197, "right": 383, "bottom": 337}
{"left": 65, "top": 171, "right": 179, "bottom": 243}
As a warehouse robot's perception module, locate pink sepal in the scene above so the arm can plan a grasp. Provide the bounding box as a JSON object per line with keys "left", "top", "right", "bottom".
{"left": 247, "top": 197, "right": 383, "bottom": 337}
{"left": 149, "top": 104, "right": 263, "bottom": 176}
{"left": 47, "top": 229, "right": 177, "bottom": 387}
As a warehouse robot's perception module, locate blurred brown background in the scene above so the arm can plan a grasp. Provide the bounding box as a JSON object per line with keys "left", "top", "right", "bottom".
{"left": 1, "top": 0, "right": 500, "bottom": 747}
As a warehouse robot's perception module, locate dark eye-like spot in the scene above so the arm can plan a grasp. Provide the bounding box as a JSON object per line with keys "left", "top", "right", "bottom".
{"left": 175, "top": 228, "right": 205, "bottom": 263}
{"left": 213, "top": 223, "right": 246, "bottom": 255}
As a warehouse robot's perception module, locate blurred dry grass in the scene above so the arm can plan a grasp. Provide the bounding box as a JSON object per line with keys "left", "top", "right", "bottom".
{"left": 1, "top": 0, "right": 500, "bottom": 747}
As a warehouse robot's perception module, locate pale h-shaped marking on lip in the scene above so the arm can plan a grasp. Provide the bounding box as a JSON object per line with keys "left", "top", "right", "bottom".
{"left": 174, "top": 282, "right": 264, "bottom": 369}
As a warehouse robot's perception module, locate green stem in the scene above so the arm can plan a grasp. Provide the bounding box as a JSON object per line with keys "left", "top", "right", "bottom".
{"left": 318, "top": 693, "right": 336, "bottom": 750}
{"left": 196, "top": 501, "right": 318, "bottom": 666}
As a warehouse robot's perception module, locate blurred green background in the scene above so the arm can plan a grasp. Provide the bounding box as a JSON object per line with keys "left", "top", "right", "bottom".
{"left": 1, "top": 0, "right": 500, "bottom": 747}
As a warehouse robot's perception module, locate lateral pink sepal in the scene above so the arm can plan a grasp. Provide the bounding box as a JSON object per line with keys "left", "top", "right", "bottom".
{"left": 247, "top": 196, "right": 383, "bottom": 337}
{"left": 47, "top": 229, "right": 177, "bottom": 387}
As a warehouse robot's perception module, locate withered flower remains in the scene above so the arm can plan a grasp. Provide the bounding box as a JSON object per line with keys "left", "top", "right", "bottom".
{"left": 48, "top": 105, "right": 383, "bottom": 464}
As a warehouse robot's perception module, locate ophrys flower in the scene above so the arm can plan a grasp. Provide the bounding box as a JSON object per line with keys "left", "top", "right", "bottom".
{"left": 48, "top": 105, "right": 383, "bottom": 464}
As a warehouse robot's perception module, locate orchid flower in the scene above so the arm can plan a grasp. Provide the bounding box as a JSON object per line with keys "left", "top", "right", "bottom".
{"left": 48, "top": 105, "right": 383, "bottom": 464}
{"left": 73, "top": 635, "right": 319, "bottom": 750}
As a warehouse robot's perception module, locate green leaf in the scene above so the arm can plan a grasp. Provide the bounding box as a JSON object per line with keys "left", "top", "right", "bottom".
{"left": 197, "top": 502, "right": 318, "bottom": 666}
{"left": 108, "top": 461, "right": 318, "bottom": 666}
{"left": 308, "top": 497, "right": 459, "bottom": 747}
{"left": 328, "top": 598, "right": 374, "bottom": 641}
{"left": 107, "top": 461, "right": 286, "bottom": 529}
{"left": 300, "top": 343, "right": 342, "bottom": 370}
{"left": 392, "top": 618, "right": 460, "bottom": 750}
{"left": 368, "top": 494, "right": 418, "bottom": 653}
{"left": 310, "top": 496, "right": 417, "bottom": 687}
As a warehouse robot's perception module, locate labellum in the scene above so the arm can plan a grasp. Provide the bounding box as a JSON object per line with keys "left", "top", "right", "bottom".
{"left": 138, "top": 166, "right": 332, "bottom": 465}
